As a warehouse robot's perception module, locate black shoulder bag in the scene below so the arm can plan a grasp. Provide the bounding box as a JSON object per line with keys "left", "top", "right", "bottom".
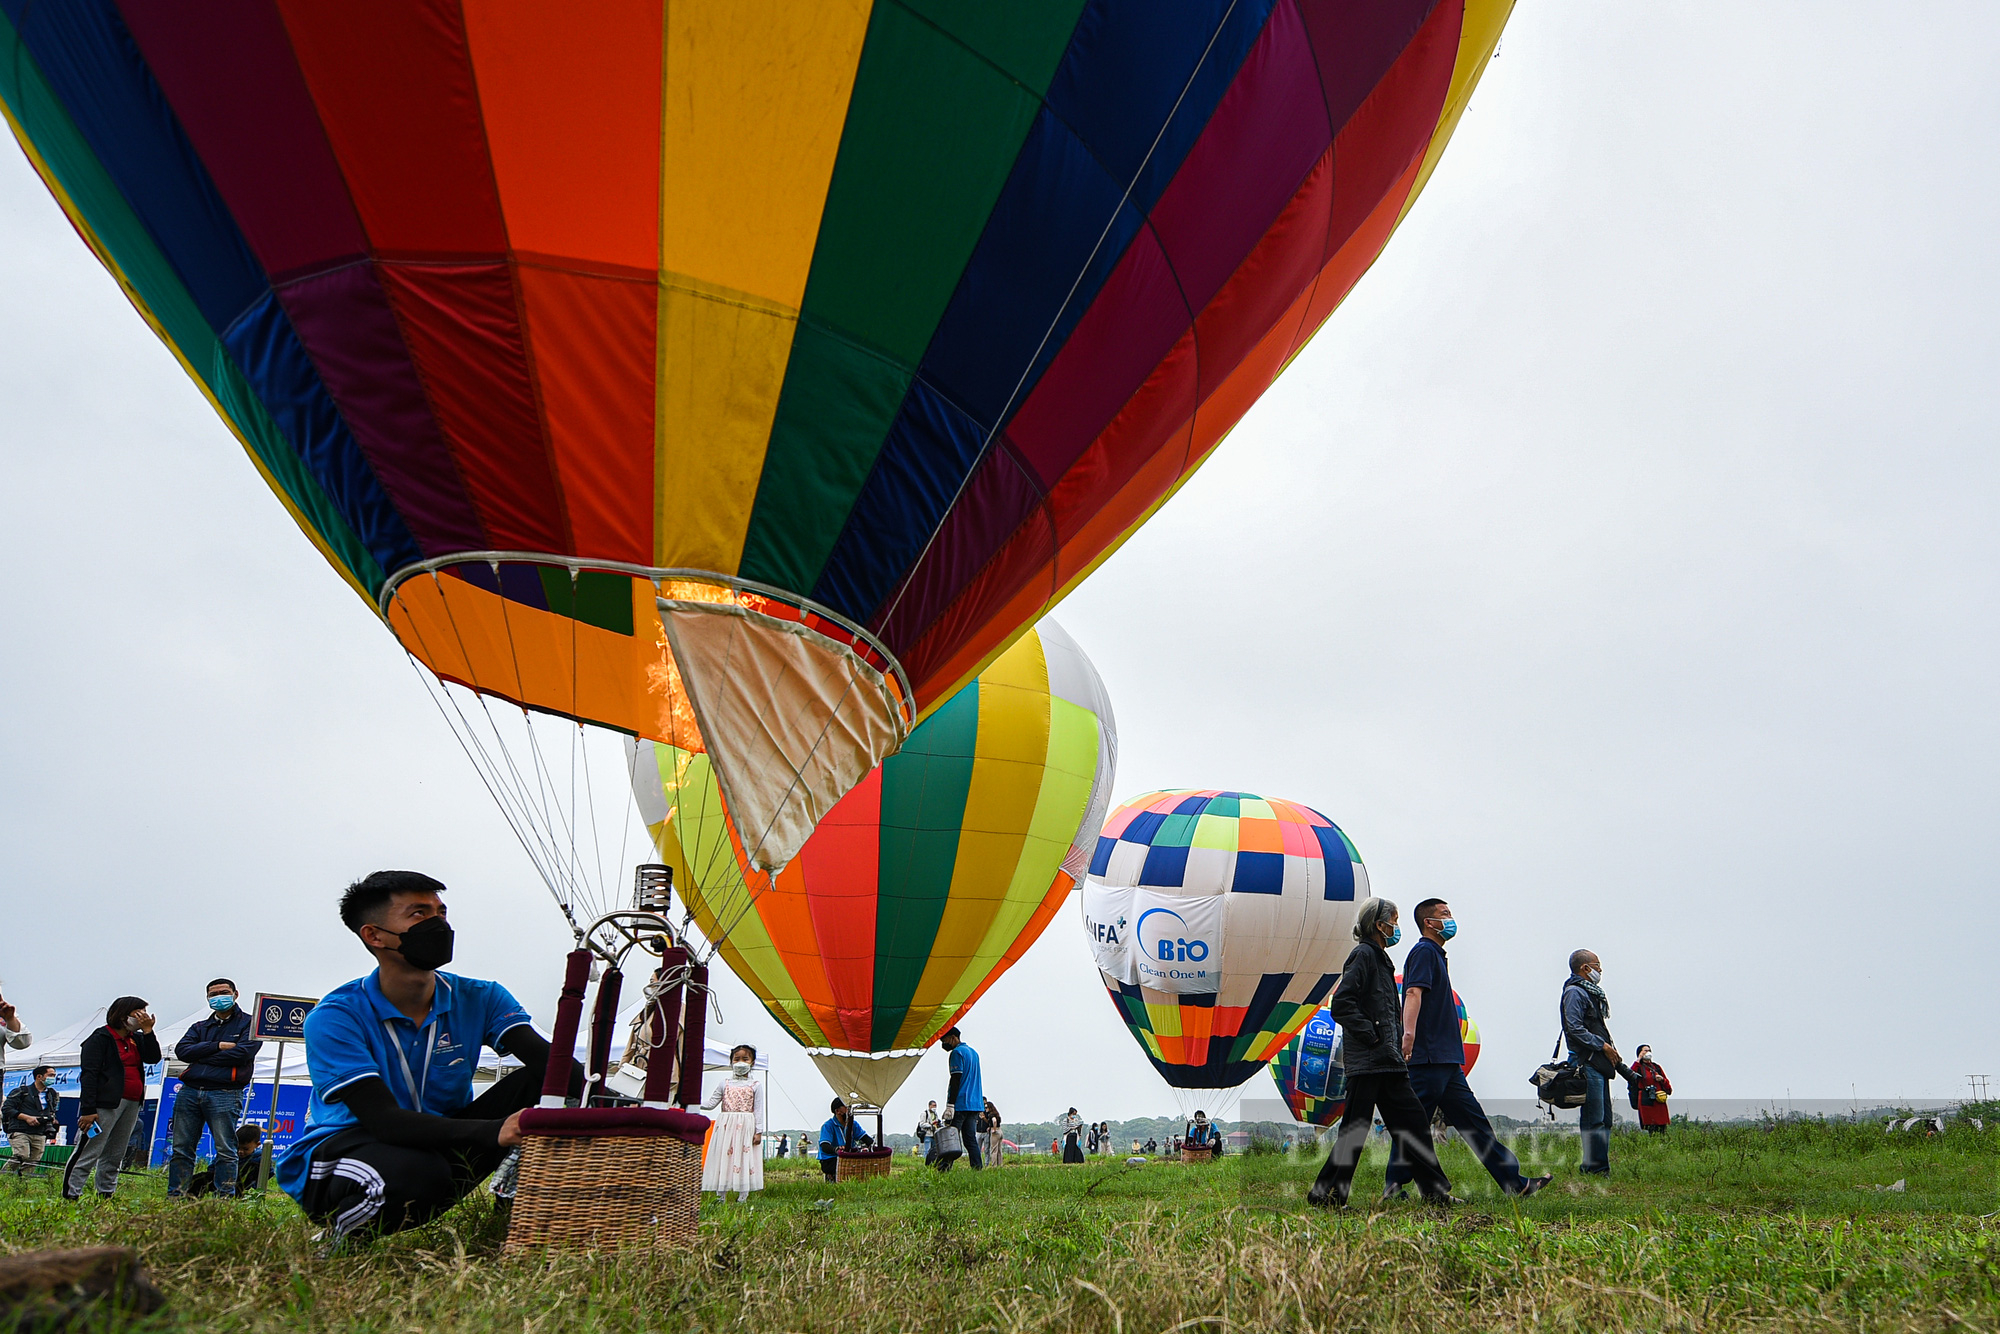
{"left": 1529, "top": 1032, "right": 1589, "bottom": 1110}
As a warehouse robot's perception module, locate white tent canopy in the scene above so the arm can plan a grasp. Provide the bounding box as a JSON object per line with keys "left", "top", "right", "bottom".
{"left": 5, "top": 1007, "right": 110, "bottom": 1071}
{"left": 12, "top": 996, "right": 769, "bottom": 1095}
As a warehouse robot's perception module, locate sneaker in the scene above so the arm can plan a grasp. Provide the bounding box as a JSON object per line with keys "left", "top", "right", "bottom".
{"left": 1305, "top": 1181, "right": 1346, "bottom": 1209}
{"left": 1380, "top": 1185, "right": 1410, "bottom": 1202}
{"left": 1515, "top": 1174, "right": 1554, "bottom": 1198}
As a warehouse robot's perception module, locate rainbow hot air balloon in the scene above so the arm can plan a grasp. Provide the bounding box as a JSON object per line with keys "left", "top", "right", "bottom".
{"left": 631, "top": 621, "right": 1115, "bottom": 1104}
{"left": 1082, "top": 791, "right": 1364, "bottom": 1091}
{"left": 0, "top": 3, "right": 1514, "bottom": 920}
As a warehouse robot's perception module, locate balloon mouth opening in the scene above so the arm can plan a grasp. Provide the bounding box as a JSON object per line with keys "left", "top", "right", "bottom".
{"left": 806, "top": 1049, "right": 926, "bottom": 1109}
{"left": 380, "top": 551, "right": 915, "bottom": 874}
{"left": 378, "top": 551, "right": 912, "bottom": 714}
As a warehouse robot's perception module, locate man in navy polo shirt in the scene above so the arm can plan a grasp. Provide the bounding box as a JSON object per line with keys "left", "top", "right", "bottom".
{"left": 1383, "top": 898, "right": 1551, "bottom": 1200}
{"left": 278, "top": 871, "right": 580, "bottom": 1240}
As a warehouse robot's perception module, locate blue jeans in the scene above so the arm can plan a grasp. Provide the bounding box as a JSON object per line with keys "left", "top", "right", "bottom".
{"left": 167, "top": 1085, "right": 244, "bottom": 1197}
{"left": 1579, "top": 1065, "right": 1613, "bottom": 1174}
{"left": 1385, "top": 1063, "right": 1529, "bottom": 1193}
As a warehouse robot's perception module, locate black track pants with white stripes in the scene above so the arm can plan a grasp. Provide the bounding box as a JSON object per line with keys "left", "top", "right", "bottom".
{"left": 298, "top": 1067, "right": 538, "bottom": 1239}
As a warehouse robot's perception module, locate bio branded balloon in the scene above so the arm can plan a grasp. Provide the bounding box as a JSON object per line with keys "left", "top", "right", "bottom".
{"left": 1084, "top": 790, "right": 1364, "bottom": 1089}
{"left": 1270, "top": 1008, "right": 1348, "bottom": 1126}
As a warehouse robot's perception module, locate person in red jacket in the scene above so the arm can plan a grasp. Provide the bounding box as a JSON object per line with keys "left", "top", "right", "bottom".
{"left": 63, "top": 998, "right": 162, "bottom": 1200}
{"left": 1628, "top": 1044, "right": 1673, "bottom": 1133}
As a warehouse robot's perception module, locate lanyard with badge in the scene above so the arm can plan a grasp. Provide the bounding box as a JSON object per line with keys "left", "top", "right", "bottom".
{"left": 384, "top": 1018, "right": 440, "bottom": 1109}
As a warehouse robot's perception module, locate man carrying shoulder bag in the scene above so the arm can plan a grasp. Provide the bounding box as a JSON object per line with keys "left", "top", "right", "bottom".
{"left": 1560, "top": 949, "right": 1621, "bottom": 1176}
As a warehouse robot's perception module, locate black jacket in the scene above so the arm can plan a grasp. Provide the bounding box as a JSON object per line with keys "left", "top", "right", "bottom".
{"left": 175, "top": 1007, "right": 261, "bottom": 1090}
{"left": 1327, "top": 940, "right": 1405, "bottom": 1076}
{"left": 2, "top": 1083, "right": 59, "bottom": 1136}
{"left": 77, "top": 1026, "right": 162, "bottom": 1116}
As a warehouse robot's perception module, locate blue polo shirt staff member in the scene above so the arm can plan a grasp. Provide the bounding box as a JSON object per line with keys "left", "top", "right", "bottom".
{"left": 817, "top": 1098, "right": 870, "bottom": 1182}
{"left": 939, "top": 1026, "right": 984, "bottom": 1171}
{"left": 278, "top": 871, "right": 581, "bottom": 1240}
{"left": 1383, "top": 898, "right": 1551, "bottom": 1199}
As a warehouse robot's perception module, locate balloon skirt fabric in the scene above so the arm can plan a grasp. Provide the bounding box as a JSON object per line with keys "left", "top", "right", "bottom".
{"left": 0, "top": 0, "right": 1513, "bottom": 722}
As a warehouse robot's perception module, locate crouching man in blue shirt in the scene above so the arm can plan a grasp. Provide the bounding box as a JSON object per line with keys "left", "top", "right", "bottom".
{"left": 278, "top": 871, "right": 580, "bottom": 1241}
{"left": 817, "top": 1098, "right": 871, "bottom": 1182}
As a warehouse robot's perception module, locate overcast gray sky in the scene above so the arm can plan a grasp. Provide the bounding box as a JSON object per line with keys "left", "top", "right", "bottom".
{"left": 3, "top": 3, "right": 1995, "bottom": 1134}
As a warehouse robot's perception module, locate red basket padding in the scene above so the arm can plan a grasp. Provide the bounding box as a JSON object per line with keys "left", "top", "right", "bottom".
{"left": 519, "top": 1106, "right": 710, "bottom": 1145}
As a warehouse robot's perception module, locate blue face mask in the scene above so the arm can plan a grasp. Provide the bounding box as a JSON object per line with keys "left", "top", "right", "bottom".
{"left": 1438, "top": 918, "right": 1457, "bottom": 941}
{"left": 207, "top": 994, "right": 234, "bottom": 1013}
{"left": 1384, "top": 925, "right": 1401, "bottom": 947}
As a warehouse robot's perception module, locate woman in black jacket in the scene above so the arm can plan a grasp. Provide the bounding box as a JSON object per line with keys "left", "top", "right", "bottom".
{"left": 62, "top": 996, "right": 161, "bottom": 1201}
{"left": 1308, "top": 899, "right": 1454, "bottom": 1208}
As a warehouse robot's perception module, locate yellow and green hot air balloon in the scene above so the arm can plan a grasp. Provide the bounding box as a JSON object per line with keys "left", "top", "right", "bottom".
{"left": 630, "top": 620, "right": 1115, "bottom": 1103}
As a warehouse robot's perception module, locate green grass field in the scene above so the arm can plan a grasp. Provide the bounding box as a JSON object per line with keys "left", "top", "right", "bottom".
{"left": 3, "top": 1119, "right": 1996, "bottom": 1332}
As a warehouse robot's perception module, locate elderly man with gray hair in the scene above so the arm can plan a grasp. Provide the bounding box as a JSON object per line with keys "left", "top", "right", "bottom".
{"left": 1307, "top": 897, "right": 1453, "bottom": 1208}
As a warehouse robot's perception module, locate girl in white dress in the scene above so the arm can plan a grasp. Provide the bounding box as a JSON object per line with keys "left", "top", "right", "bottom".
{"left": 700, "top": 1044, "right": 764, "bottom": 1201}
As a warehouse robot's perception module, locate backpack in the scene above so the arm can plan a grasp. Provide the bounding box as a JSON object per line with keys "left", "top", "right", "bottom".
{"left": 1529, "top": 1032, "right": 1589, "bottom": 1110}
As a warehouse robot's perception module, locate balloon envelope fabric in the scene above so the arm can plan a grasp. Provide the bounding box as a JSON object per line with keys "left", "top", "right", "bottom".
{"left": 1082, "top": 790, "right": 1364, "bottom": 1089}
{"left": 0, "top": 1, "right": 1512, "bottom": 870}
{"left": 632, "top": 621, "right": 1116, "bottom": 1067}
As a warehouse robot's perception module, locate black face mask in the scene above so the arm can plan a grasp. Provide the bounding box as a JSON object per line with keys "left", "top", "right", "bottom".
{"left": 388, "top": 916, "right": 455, "bottom": 971}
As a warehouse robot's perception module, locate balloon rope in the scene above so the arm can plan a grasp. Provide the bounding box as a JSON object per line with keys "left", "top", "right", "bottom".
{"left": 628, "top": 962, "right": 722, "bottom": 1066}
{"left": 567, "top": 592, "right": 585, "bottom": 915}
{"left": 397, "top": 582, "right": 574, "bottom": 899}
{"left": 408, "top": 573, "right": 586, "bottom": 933}
{"left": 565, "top": 569, "right": 612, "bottom": 916}
{"left": 499, "top": 593, "right": 590, "bottom": 913}
{"left": 479, "top": 577, "right": 582, "bottom": 907}
{"left": 867, "top": 0, "right": 1244, "bottom": 642}
{"left": 402, "top": 659, "right": 582, "bottom": 941}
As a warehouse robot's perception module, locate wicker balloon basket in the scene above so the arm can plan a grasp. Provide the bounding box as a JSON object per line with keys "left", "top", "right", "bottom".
{"left": 1181, "top": 1146, "right": 1218, "bottom": 1164}
{"left": 503, "top": 1107, "right": 710, "bottom": 1253}
{"left": 834, "top": 1148, "right": 893, "bottom": 1183}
